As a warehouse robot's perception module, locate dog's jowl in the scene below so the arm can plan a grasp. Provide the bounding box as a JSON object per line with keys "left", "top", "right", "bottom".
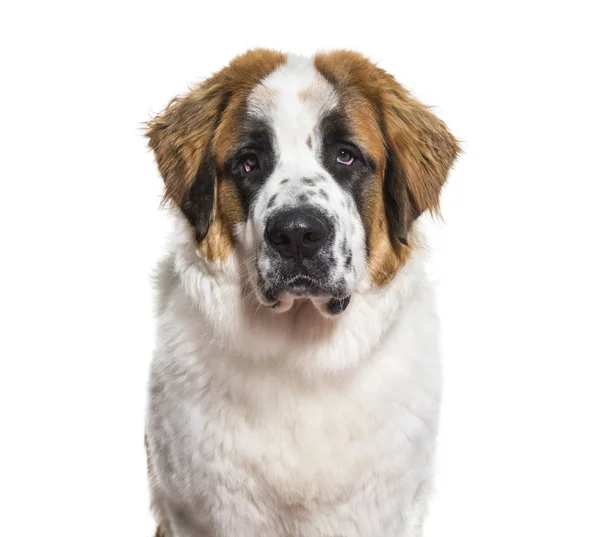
{"left": 145, "top": 49, "right": 459, "bottom": 537}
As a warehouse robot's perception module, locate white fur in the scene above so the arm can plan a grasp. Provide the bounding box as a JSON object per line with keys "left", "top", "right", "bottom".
{"left": 245, "top": 55, "right": 365, "bottom": 312}
{"left": 146, "top": 57, "right": 443, "bottom": 537}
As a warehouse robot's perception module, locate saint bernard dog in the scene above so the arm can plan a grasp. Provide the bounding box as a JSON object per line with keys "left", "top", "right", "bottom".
{"left": 145, "top": 49, "right": 460, "bottom": 537}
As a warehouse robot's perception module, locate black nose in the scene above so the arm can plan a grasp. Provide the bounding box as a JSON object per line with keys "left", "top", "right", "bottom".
{"left": 266, "top": 209, "right": 329, "bottom": 261}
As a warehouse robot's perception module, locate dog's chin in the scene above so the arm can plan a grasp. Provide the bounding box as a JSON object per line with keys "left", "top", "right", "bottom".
{"left": 255, "top": 276, "right": 352, "bottom": 318}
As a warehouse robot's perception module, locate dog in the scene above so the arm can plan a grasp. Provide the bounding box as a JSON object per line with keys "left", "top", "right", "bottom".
{"left": 145, "top": 49, "right": 459, "bottom": 537}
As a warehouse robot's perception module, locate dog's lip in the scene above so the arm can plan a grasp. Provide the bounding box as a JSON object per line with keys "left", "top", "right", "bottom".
{"left": 269, "top": 275, "right": 346, "bottom": 298}
{"left": 288, "top": 275, "right": 317, "bottom": 285}
{"left": 325, "top": 295, "right": 352, "bottom": 316}
{"left": 285, "top": 275, "right": 323, "bottom": 294}
{"left": 258, "top": 275, "right": 351, "bottom": 309}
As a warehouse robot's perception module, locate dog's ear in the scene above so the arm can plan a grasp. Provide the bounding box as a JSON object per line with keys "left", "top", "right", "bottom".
{"left": 381, "top": 79, "right": 460, "bottom": 244}
{"left": 145, "top": 73, "right": 227, "bottom": 241}
{"left": 146, "top": 49, "right": 287, "bottom": 244}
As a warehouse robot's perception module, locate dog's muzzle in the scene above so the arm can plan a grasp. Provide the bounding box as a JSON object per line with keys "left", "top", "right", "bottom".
{"left": 265, "top": 207, "right": 329, "bottom": 261}
{"left": 260, "top": 208, "right": 351, "bottom": 315}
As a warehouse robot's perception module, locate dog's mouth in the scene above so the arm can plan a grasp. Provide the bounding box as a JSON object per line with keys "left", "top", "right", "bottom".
{"left": 282, "top": 275, "right": 332, "bottom": 297}
{"left": 256, "top": 274, "right": 352, "bottom": 317}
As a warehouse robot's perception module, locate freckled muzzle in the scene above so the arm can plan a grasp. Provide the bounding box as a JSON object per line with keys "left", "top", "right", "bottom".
{"left": 257, "top": 207, "right": 351, "bottom": 316}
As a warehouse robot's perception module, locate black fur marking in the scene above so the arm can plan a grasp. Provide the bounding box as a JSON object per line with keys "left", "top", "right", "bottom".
{"left": 280, "top": 178, "right": 289, "bottom": 185}
{"left": 302, "top": 177, "right": 317, "bottom": 186}
{"left": 320, "top": 111, "right": 377, "bottom": 214}
{"left": 226, "top": 116, "right": 276, "bottom": 216}
{"left": 345, "top": 253, "right": 353, "bottom": 269}
{"left": 318, "top": 189, "right": 329, "bottom": 201}
{"left": 298, "top": 193, "right": 308, "bottom": 204}
{"left": 267, "top": 194, "right": 277, "bottom": 209}
{"left": 182, "top": 154, "right": 216, "bottom": 242}
{"left": 384, "top": 151, "right": 417, "bottom": 246}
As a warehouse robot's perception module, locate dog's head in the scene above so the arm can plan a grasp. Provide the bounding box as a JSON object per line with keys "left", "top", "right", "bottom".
{"left": 147, "top": 50, "right": 459, "bottom": 317}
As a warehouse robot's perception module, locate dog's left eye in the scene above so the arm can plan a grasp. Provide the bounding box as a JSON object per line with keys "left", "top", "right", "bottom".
{"left": 336, "top": 149, "right": 355, "bottom": 166}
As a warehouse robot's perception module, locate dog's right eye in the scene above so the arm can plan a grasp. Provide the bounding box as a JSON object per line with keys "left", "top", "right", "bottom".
{"left": 241, "top": 154, "right": 260, "bottom": 174}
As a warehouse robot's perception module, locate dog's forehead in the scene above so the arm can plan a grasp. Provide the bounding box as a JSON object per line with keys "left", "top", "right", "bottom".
{"left": 247, "top": 55, "right": 339, "bottom": 144}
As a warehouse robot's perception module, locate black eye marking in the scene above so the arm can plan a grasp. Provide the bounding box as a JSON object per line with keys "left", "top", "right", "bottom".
{"left": 318, "top": 108, "right": 377, "bottom": 250}
{"left": 267, "top": 194, "right": 277, "bottom": 209}
{"left": 227, "top": 118, "right": 276, "bottom": 217}
{"left": 318, "top": 189, "right": 329, "bottom": 201}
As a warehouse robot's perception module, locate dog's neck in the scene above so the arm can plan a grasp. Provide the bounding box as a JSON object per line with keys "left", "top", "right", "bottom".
{"left": 155, "top": 216, "right": 427, "bottom": 382}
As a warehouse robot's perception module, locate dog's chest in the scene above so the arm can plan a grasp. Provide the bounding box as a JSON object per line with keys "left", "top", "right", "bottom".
{"left": 151, "top": 355, "right": 420, "bottom": 521}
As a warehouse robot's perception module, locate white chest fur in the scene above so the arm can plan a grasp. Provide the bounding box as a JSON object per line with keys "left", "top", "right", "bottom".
{"left": 147, "top": 243, "right": 441, "bottom": 537}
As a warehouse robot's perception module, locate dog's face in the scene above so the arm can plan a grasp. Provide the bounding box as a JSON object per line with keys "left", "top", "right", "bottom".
{"left": 147, "top": 50, "right": 459, "bottom": 317}
{"left": 235, "top": 63, "right": 371, "bottom": 316}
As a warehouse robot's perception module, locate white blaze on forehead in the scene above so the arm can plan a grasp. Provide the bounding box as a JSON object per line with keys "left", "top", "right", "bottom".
{"left": 240, "top": 55, "right": 367, "bottom": 307}
{"left": 248, "top": 55, "right": 339, "bottom": 160}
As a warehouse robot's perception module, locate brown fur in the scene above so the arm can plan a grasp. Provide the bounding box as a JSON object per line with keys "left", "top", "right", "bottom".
{"left": 145, "top": 50, "right": 457, "bottom": 535}
{"left": 315, "top": 50, "right": 460, "bottom": 285}
{"left": 146, "top": 48, "right": 458, "bottom": 272}
{"left": 146, "top": 49, "right": 286, "bottom": 260}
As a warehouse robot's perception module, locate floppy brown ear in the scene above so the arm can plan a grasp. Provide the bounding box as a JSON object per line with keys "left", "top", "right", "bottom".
{"left": 145, "top": 49, "right": 287, "bottom": 244}
{"left": 381, "top": 79, "right": 460, "bottom": 244}
{"left": 145, "top": 72, "right": 227, "bottom": 241}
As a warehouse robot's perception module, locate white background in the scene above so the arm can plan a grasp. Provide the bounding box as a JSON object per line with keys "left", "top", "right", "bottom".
{"left": 1, "top": 1, "right": 599, "bottom": 536}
